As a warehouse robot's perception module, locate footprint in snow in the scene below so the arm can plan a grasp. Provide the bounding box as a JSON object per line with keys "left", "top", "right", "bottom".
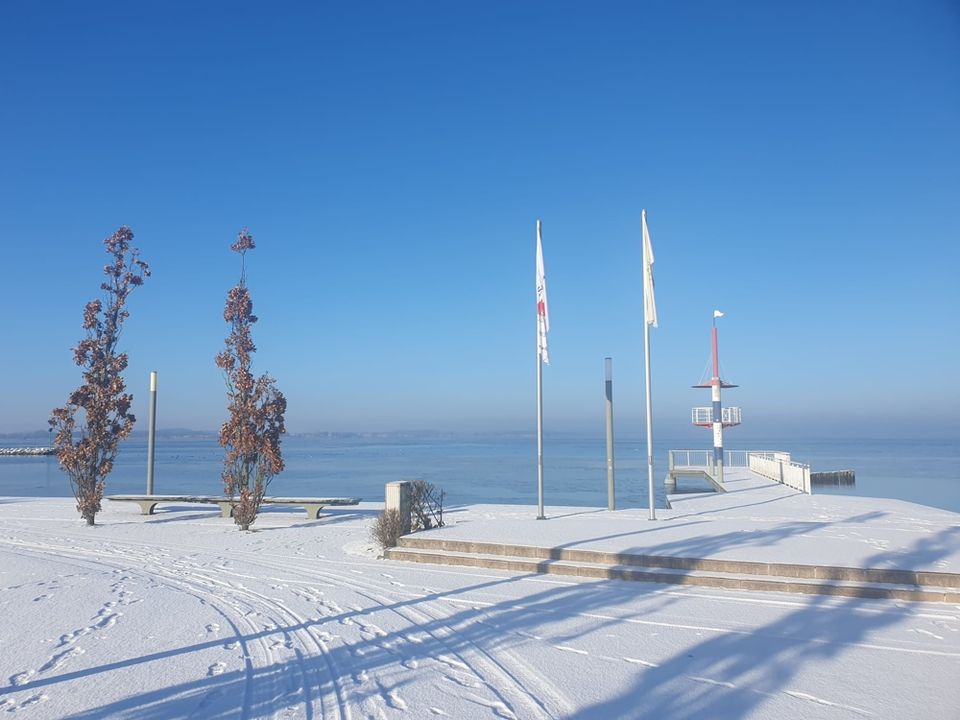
{"left": 9, "top": 671, "right": 34, "bottom": 686}
{"left": 38, "top": 646, "right": 84, "bottom": 674}
{"left": 912, "top": 628, "right": 944, "bottom": 640}
{"left": 360, "top": 624, "right": 387, "bottom": 638}
{"left": 15, "top": 694, "right": 49, "bottom": 710}
{"left": 555, "top": 645, "right": 588, "bottom": 655}
{"left": 443, "top": 673, "right": 481, "bottom": 689}
{"left": 94, "top": 611, "right": 120, "bottom": 630}
{"left": 488, "top": 700, "right": 516, "bottom": 719}
{"left": 436, "top": 654, "right": 469, "bottom": 671}
{"left": 383, "top": 688, "right": 407, "bottom": 710}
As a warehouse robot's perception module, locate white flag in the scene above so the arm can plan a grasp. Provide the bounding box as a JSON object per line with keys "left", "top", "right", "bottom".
{"left": 536, "top": 219, "right": 550, "bottom": 364}
{"left": 642, "top": 209, "right": 658, "bottom": 328}
{"left": 713, "top": 310, "right": 724, "bottom": 318}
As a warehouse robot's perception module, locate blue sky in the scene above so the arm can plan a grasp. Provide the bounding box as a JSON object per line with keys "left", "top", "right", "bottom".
{"left": 1, "top": 1, "right": 958, "bottom": 438}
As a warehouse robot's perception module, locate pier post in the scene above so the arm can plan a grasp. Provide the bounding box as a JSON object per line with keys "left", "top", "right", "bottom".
{"left": 710, "top": 325, "right": 724, "bottom": 485}
{"left": 605, "top": 358, "right": 615, "bottom": 511}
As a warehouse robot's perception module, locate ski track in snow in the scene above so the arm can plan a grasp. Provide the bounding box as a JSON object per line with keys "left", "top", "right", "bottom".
{"left": 0, "top": 527, "right": 574, "bottom": 719}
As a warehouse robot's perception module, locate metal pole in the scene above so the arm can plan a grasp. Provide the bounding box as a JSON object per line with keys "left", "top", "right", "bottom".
{"left": 711, "top": 324, "right": 724, "bottom": 486}
{"left": 605, "top": 357, "right": 615, "bottom": 510}
{"left": 146, "top": 371, "right": 157, "bottom": 495}
{"left": 644, "top": 318, "right": 656, "bottom": 520}
{"left": 536, "top": 351, "right": 545, "bottom": 519}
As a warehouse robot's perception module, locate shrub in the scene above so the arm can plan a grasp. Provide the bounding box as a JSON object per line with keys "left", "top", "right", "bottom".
{"left": 371, "top": 509, "right": 405, "bottom": 550}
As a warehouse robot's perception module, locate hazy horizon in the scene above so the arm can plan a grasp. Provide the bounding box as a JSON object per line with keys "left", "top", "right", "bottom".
{"left": 2, "top": 417, "right": 957, "bottom": 442}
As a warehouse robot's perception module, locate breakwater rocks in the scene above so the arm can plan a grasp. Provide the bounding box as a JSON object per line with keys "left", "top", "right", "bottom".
{"left": 0, "top": 447, "right": 57, "bottom": 457}
{"left": 811, "top": 469, "right": 856, "bottom": 486}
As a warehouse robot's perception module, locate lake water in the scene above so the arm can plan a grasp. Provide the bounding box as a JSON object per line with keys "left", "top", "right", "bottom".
{"left": 1, "top": 434, "right": 958, "bottom": 513}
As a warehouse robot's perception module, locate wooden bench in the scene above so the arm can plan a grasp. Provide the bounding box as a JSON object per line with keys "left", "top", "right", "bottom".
{"left": 105, "top": 495, "right": 361, "bottom": 520}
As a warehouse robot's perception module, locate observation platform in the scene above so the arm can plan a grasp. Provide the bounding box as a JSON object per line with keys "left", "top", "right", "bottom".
{"left": 386, "top": 467, "right": 960, "bottom": 603}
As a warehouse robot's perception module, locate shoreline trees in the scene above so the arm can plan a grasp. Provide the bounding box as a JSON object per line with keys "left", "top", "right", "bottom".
{"left": 216, "top": 229, "right": 287, "bottom": 531}
{"left": 50, "top": 226, "right": 151, "bottom": 526}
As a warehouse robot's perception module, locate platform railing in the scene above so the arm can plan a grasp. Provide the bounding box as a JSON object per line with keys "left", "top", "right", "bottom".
{"left": 669, "top": 449, "right": 784, "bottom": 471}
{"left": 669, "top": 449, "right": 712, "bottom": 469}
{"left": 691, "top": 407, "right": 742, "bottom": 425}
{"left": 748, "top": 452, "right": 811, "bottom": 494}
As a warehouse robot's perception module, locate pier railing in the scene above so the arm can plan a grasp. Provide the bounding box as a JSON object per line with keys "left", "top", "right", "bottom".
{"left": 668, "top": 449, "right": 784, "bottom": 471}
{"left": 748, "top": 452, "right": 811, "bottom": 494}
{"left": 668, "top": 449, "right": 810, "bottom": 494}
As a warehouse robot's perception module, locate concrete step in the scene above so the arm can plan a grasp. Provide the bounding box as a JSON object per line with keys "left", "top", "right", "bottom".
{"left": 385, "top": 538, "right": 960, "bottom": 603}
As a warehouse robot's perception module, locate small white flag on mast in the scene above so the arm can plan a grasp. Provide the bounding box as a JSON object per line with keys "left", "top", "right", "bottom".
{"left": 536, "top": 219, "right": 550, "bottom": 364}
{"left": 642, "top": 210, "right": 658, "bottom": 328}
{"left": 713, "top": 310, "right": 724, "bottom": 319}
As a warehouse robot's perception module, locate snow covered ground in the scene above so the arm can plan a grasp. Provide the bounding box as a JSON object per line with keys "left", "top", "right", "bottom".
{"left": 2, "top": 496, "right": 959, "bottom": 719}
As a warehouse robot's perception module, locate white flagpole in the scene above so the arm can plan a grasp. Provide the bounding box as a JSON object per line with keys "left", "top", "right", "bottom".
{"left": 642, "top": 209, "right": 657, "bottom": 520}
{"left": 644, "top": 314, "right": 655, "bottom": 520}
{"left": 537, "top": 341, "right": 545, "bottom": 519}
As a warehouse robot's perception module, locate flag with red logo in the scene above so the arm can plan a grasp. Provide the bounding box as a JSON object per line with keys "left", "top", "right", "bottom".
{"left": 536, "top": 219, "right": 550, "bottom": 364}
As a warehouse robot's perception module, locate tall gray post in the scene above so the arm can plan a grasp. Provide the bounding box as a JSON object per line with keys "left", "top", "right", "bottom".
{"left": 605, "top": 357, "right": 615, "bottom": 510}
{"left": 146, "top": 371, "right": 157, "bottom": 495}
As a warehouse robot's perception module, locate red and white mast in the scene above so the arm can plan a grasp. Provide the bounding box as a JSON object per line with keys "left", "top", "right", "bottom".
{"left": 692, "top": 311, "right": 740, "bottom": 484}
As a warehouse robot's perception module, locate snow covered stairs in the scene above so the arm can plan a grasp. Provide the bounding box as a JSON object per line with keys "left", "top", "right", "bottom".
{"left": 385, "top": 537, "right": 960, "bottom": 603}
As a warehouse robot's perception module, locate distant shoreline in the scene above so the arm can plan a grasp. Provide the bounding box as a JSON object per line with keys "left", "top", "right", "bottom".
{"left": 0, "top": 447, "right": 56, "bottom": 456}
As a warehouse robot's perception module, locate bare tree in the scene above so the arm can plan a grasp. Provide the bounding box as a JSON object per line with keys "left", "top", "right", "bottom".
{"left": 216, "top": 229, "right": 286, "bottom": 531}
{"left": 50, "top": 226, "right": 150, "bottom": 525}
